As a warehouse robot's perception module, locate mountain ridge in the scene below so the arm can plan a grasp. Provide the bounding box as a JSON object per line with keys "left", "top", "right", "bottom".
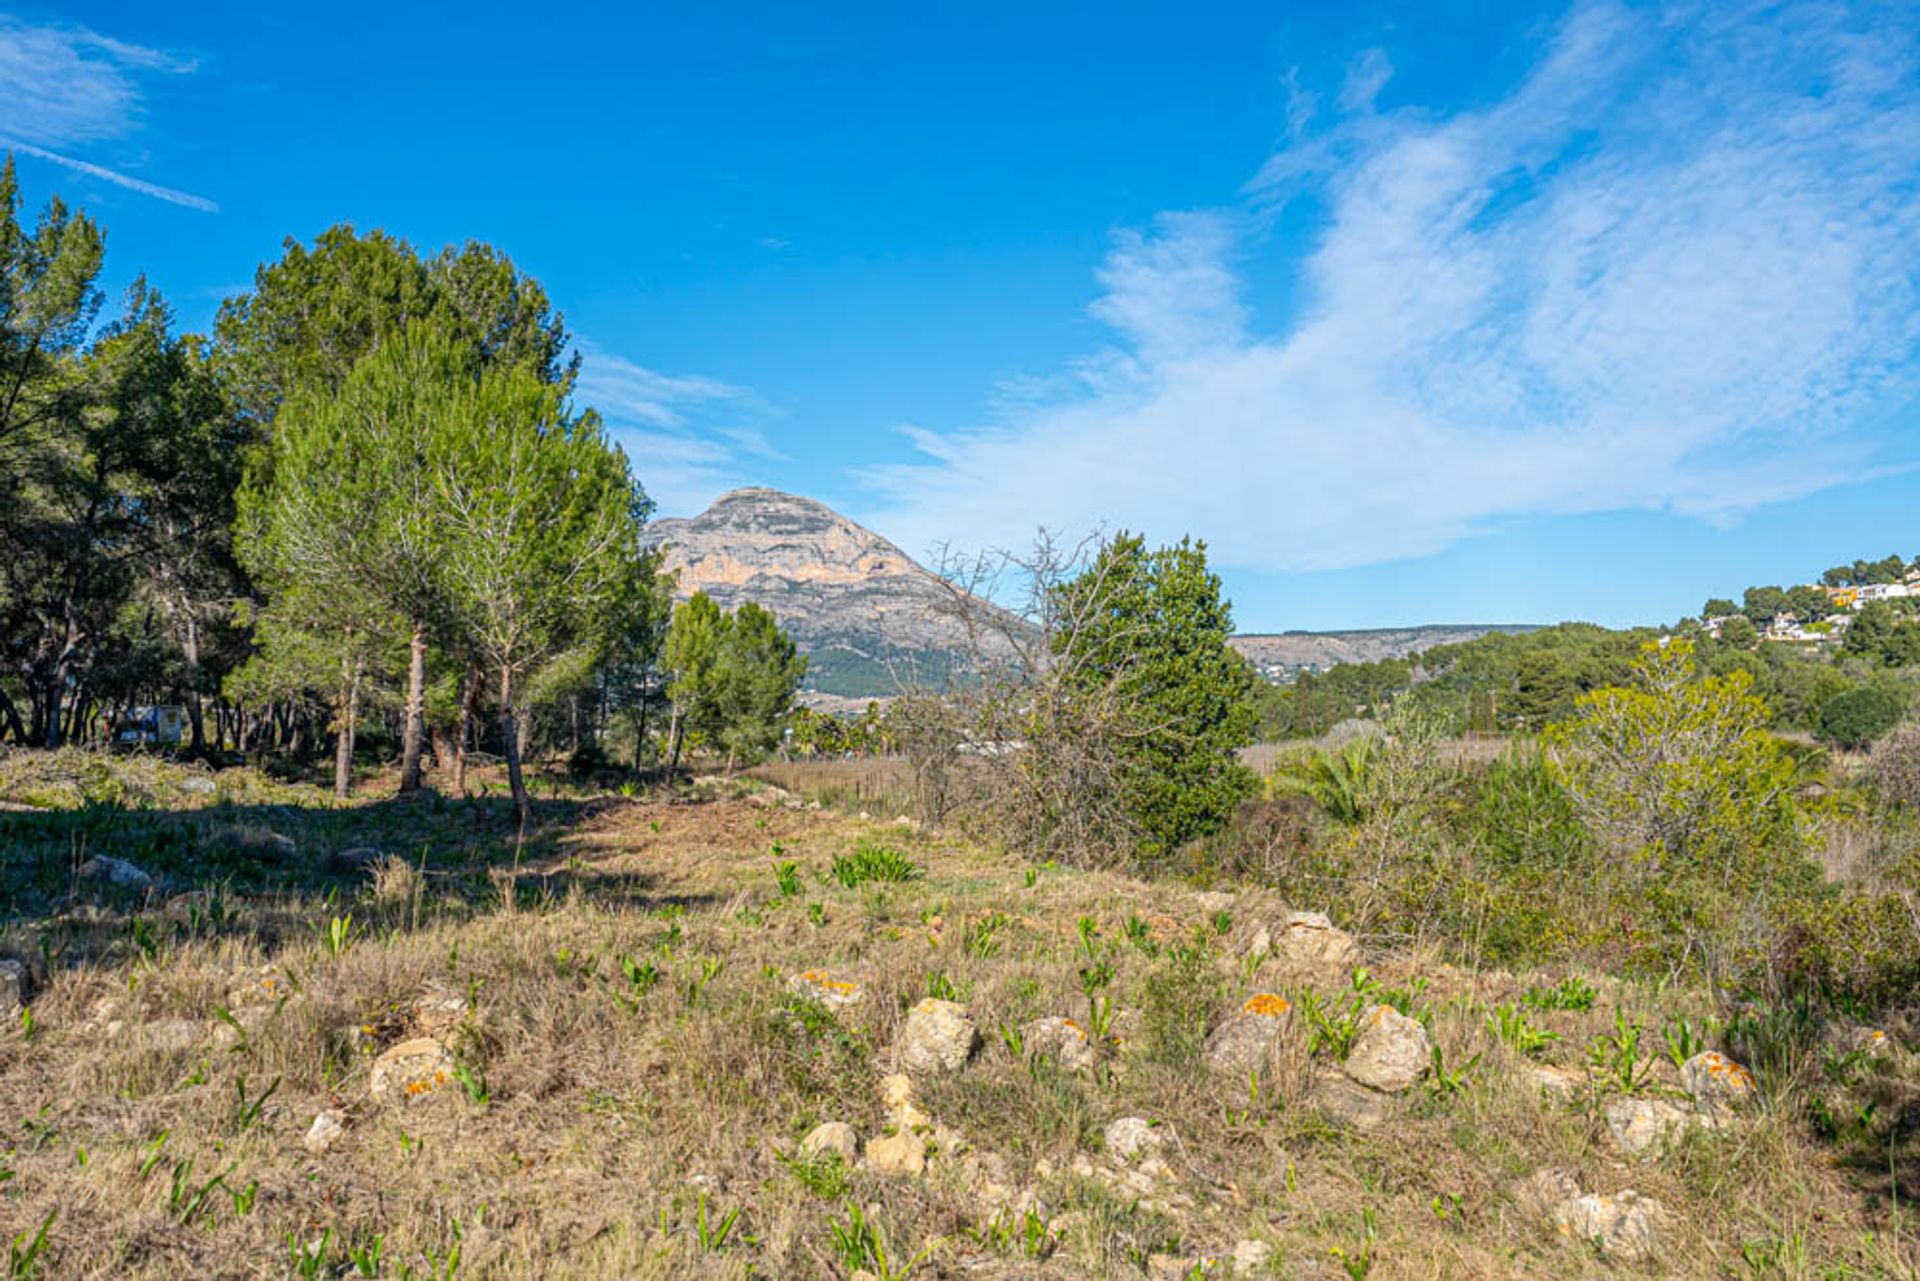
{"left": 645, "top": 488, "right": 1534, "bottom": 700}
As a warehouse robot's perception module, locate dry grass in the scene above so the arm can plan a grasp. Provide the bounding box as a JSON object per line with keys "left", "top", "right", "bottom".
{"left": 0, "top": 750, "right": 1911, "bottom": 1278}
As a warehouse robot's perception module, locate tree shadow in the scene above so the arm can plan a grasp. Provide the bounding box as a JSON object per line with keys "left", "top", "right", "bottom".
{"left": 0, "top": 786, "right": 695, "bottom": 972}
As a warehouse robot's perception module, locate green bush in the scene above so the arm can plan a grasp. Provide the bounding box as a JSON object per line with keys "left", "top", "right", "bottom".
{"left": 830, "top": 841, "right": 922, "bottom": 888}
{"left": 1816, "top": 687, "right": 1903, "bottom": 750}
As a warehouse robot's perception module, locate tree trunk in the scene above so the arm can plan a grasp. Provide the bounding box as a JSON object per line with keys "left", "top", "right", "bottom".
{"left": 500, "top": 663, "right": 530, "bottom": 819}
{"left": 0, "top": 685, "right": 27, "bottom": 745}
{"left": 399, "top": 619, "right": 429, "bottom": 794}
{"left": 183, "top": 609, "right": 206, "bottom": 756}
{"left": 453, "top": 663, "right": 481, "bottom": 794}
{"left": 665, "top": 702, "right": 684, "bottom": 785}
{"left": 334, "top": 655, "right": 363, "bottom": 802}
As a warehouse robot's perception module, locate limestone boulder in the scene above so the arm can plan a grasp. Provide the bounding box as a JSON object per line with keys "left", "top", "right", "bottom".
{"left": 801, "top": 1120, "right": 858, "bottom": 1166}
{"left": 1020, "top": 1016, "right": 1096, "bottom": 1072}
{"left": 1554, "top": 1191, "right": 1665, "bottom": 1262}
{"left": 1605, "top": 1097, "right": 1703, "bottom": 1158}
{"left": 1342, "top": 1004, "right": 1431, "bottom": 1093}
{"left": 1254, "top": 911, "right": 1358, "bottom": 967}
{"left": 1203, "top": 993, "right": 1292, "bottom": 1076}
{"left": 370, "top": 1037, "right": 456, "bottom": 1102}
{"left": 896, "top": 998, "right": 977, "bottom": 1074}
{"left": 787, "top": 970, "right": 866, "bottom": 1011}
{"left": 1680, "top": 1050, "right": 1756, "bottom": 1118}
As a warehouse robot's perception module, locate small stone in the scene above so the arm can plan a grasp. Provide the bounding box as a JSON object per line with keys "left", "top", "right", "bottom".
{"left": 1020, "top": 1016, "right": 1096, "bottom": 1072}
{"left": 1525, "top": 1063, "right": 1587, "bottom": 1103}
{"left": 787, "top": 970, "right": 866, "bottom": 1010}
{"left": 410, "top": 980, "right": 471, "bottom": 1037}
{"left": 802, "top": 1121, "right": 859, "bottom": 1166}
{"left": 1260, "top": 911, "right": 1358, "bottom": 966}
{"left": 864, "top": 1130, "right": 926, "bottom": 1177}
{"left": 1232, "top": 1239, "right": 1272, "bottom": 1271}
{"left": 878, "top": 1073, "right": 930, "bottom": 1130}
{"left": 1103, "top": 1116, "right": 1166, "bottom": 1162}
{"left": 1310, "top": 1075, "right": 1393, "bottom": 1130}
{"left": 332, "top": 847, "right": 384, "bottom": 872}
{"left": 147, "top": 1019, "right": 201, "bottom": 1051}
{"left": 1342, "top": 1005, "right": 1431, "bottom": 1093}
{"left": 176, "top": 776, "right": 217, "bottom": 795}
{"left": 0, "top": 959, "right": 28, "bottom": 1013}
{"left": 1511, "top": 1167, "right": 1583, "bottom": 1221}
{"left": 1193, "top": 890, "right": 1235, "bottom": 915}
{"left": 303, "top": 1109, "right": 346, "bottom": 1154}
{"left": 369, "top": 1037, "right": 456, "bottom": 1102}
{"left": 1554, "top": 1190, "right": 1664, "bottom": 1262}
{"left": 896, "top": 998, "right": 977, "bottom": 1074}
{"left": 78, "top": 855, "right": 154, "bottom": 892}
{"left": 1605, "top": 1097, "right": 1701, "bottom": 1158}
{"left": 1203, "top": 993, "right": 1293, "bottom": 1076}
{"left": 1680, "top": 1050, "right": 1756, "bottom": 1117}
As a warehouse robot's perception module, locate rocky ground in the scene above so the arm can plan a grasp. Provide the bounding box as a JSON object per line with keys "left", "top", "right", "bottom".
{"left": 0, "top": 752, "right": 1913, "bottom": 1278}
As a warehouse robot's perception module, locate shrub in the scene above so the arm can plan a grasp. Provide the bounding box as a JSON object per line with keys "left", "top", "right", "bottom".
{"left": 1817, "top": 687, "right": 1903, "bottom": 751}
{"left": 1868, "top": 724, "right": 1920, "bottom": 807}
{"left": 830, "top": 842, "right": 922, "bottom": 888}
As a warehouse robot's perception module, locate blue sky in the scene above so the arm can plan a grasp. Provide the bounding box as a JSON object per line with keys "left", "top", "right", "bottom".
{"left": 6, "top": 1, "right": 1919, "bottom": 632}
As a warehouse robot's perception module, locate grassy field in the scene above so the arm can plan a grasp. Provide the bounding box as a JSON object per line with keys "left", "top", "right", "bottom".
{"left": 0, "top": 749, "right": 1912, "bottom": 1278}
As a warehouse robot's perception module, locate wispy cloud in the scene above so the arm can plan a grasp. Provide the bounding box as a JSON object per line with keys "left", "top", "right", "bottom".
{"left": 862, "top": 0, "right": 1920, "bottom": 573}
{"left": 574, "top": 338, "right": 773, "bottom": 514}
{"left": 0, "top": 16, "right": 214, "bottom": 211}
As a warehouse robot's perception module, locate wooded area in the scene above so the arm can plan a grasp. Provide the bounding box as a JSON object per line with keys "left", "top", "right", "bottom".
{"left": 0, "top": 159, "right": 805, "bottom": 815}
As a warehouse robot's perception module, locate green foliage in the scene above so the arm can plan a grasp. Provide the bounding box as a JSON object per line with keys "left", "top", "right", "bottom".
{"left": 1051, "top": 533, "right": 1256, "bottom": 855}
{"left": 1585, "top": 1011, "right": 1654, "bottom": 1094}
{"left": 1815, "top": 685, "right": 1903, "bottom": 749}
{"left": 1487, "top": 1004, "right": 1559, "bottom": 1059}
{"left": 1268, "top": 739, "right": 1376, "bottom": 824}
{"left": 777, "top": 1147, "right": 850, "bottom": 1199}
{"left": 1137, "top": 935, "right": 1224, "bottom": 1067}
{"left": 830, "top": 842, "right": 922, "bottom": 888}
{"left": 1842, "top": 601, "right": 1920, "bottom": 667}
{"left": 664, "top": 592, "right": 807, "bottom": 771}
{"left": 1521, "top": 976, "right": 1596, "bottom": 1011}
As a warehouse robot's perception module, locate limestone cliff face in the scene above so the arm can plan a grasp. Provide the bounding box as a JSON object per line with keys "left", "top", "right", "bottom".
{"left": 640, "top": 488, "right": 976, "bottom": 699}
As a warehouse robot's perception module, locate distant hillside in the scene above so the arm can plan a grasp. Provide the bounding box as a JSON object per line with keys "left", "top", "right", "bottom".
{"left": 641, "top": 488, "right": 995, "bottom": 701}
{"left": 644, "top": 490, "right": 1536, "bottom": 702}
{"left": 1231, "top": 626, "right": 1538, "bottom": 682}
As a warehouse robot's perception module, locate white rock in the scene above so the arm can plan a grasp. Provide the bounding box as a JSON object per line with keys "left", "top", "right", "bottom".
{"left": 303, "top": 1109, "right": 346, "bottom": 1154}
{"left": 1020, "top": 1016, "right": 1096, "bottom": 1072}
{"left": 1103, "top": 1116, "right": 1166, "bottom": 1162}
{"left": 787, "top": 970, "right": 866, "bottom": 1010}
{"left": 1554, "top": 1190, "right": 1664, "bottom": 1262}
{"left": 1680, "top": 1050, "right": 1756, "bottom": 1117}
{"left": 801, "top": 1120, "right": 859, "bottom": 1165}
{"left": 1232, "top": 1239, "right": 1272, "bottom": 1271}
{"left": 863, "top": 1129, "right": 926, "bottom": 1177}
{"left": 369, "top": 1037, "right": 456, "bottom": 1102}
{"left": 896, "top": 998, "right": 977, "bottom": 1074}
{"left": 878, "top": 1073, "right": 930, "bottom": 1130}
{"left": 1203, "top": 993, "right": 1293, "bottom": 1076}
{"left": 0, "top": 959, "right": 28, "bottom": 1013}
{"left": 1604, "top": 1097, "right": 1702, "bottom": 1158}
{"left": 78, "top": 855, "right": 153, "bottom": 891}
{"left": 1342, "top": 1005, "right": 1431, "bottom": 1093}
{"left": 1265, "top": 911, "right": 1358, "bottom": 966}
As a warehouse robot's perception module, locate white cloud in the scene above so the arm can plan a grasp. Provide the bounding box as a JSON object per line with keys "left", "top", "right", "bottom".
{"left": 574, "top": 339, "right": 771, "bottom": 514}
{"left": 861, "top": 0, "right": 1920, "bottom": 573}
{"left": 0, "top": 17, "right": 213, "bottom": 210}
